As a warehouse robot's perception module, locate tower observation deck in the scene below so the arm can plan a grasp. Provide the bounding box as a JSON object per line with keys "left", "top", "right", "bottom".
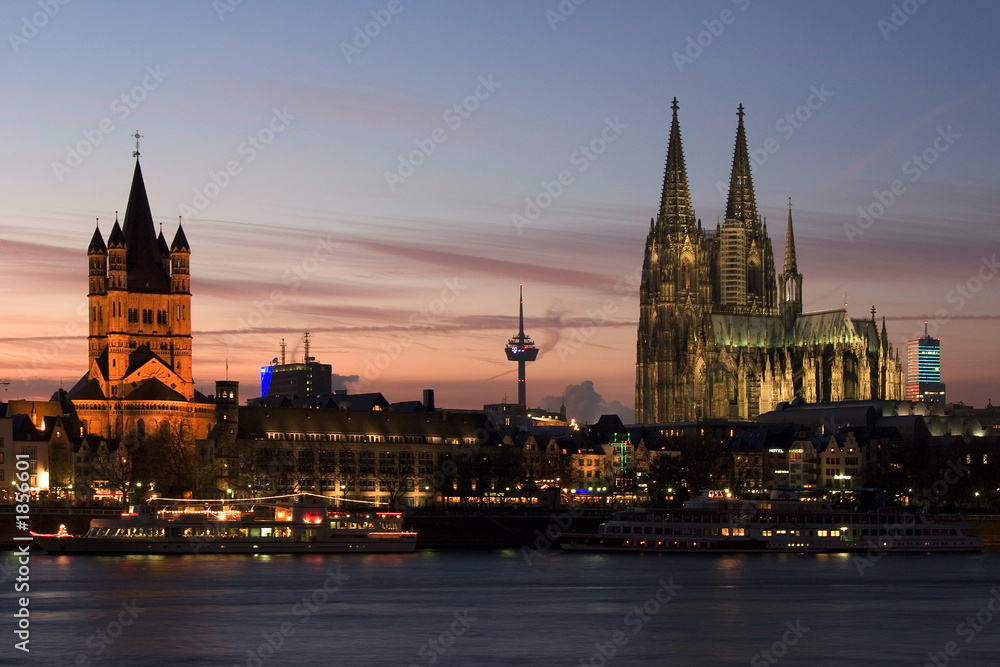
{"left": 504, "top": 284, "right": 538, "bottom": 407}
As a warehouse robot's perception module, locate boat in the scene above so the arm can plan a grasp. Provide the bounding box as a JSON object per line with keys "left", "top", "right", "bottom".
{"left": 558, "top": 490, "right": 984, "bottom": 554}
{"left": 30, "top": 496, "right": 417, "bottom": 554}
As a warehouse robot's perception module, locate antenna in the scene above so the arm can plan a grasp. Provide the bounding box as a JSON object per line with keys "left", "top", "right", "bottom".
{"left": 280, "top": 339, "right": 286, "bottom": 365}
{"left": 303, "top": 332, "right": 312, "bottom": 363}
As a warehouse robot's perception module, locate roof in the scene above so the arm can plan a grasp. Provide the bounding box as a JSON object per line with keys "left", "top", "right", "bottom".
{"left": 232, "top": 406, "right": 501, "bottom": 443}
{"left": 121, "top": 160, "right": 171, "bottom": 293}
{"left": 711, "top": 309, "right": 873, "bottom": 349}
{"left": 88, "top": 224, "right": 107, "bottom": 255}
{"left": 125, "top": 379, "right": 187, "bottom": 402}
{"left": 107, "top": 218, "right": 126, "bottom": 249}
{"left": 170, "top": 221, "right": 190, "bottom": 253}
{"left": 66, "top": 377, "right": 105, "bottom": 400}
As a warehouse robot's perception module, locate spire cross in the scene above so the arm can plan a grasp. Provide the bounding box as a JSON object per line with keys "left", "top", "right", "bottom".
{"left": 788, "top": 197, "right": 792, "bottom": 211}
{"left": 843, "top": 292, "right": 848, "bottom": 308}
{"left": 132, "top": 131, "right": 143, "bottom": 158}
{"left": 737, "top": 104, "right": 745, "bottom": 120}
{"left": 671, "top": 97, "right": 679, "bottom": 115}
{"left": 871, "top": 305, "right": 877, "bottom": 321}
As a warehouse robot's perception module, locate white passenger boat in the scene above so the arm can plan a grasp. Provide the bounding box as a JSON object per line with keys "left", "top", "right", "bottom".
{"left": 31, "top": 497, "right": 416, "bottom": 554}
{"left": 559, "top": 491, "right": 983, "bottom": 554}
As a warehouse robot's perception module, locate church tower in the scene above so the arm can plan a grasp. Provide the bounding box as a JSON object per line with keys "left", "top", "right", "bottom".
{"left": 716, "top": 105, "right": 777, "bottom": 315}
{"left": 636, "top": 99, "right": 713, "bottom": 422}
{"left": 70, "top": 152, "right": 210, "bottom": 441}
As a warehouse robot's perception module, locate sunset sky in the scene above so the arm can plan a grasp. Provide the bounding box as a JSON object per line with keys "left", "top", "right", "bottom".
{"left": 1, "top": 1, "right": 998, "bottom": 423}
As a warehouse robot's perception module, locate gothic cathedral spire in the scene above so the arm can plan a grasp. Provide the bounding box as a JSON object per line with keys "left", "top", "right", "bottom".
{"left": 657, "top": 97, "right": 695, "bottom": 232}
{"left": 724, "top": 104, "right": 759, "bottom": 228}
{"left": 779, "top": 198, "right": 803, "bottom": 322}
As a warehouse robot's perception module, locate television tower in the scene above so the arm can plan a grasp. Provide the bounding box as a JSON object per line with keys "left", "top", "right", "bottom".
{"left": 504, "top": 284, "right": 539, "bottom": 407}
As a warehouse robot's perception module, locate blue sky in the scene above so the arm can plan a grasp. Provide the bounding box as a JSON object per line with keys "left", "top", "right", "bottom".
{"left": 1, "top": 0, "right": 998, "bottom": 419}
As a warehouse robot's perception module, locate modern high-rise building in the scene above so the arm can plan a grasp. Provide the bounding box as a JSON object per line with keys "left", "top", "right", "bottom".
{"left": 906, "top": 325, "right": 945, "bottom": 404}
{"left": 635, "top": 100, "right": 904, "bottom": 423}
{"left": 259, "top": 333, "right": 333, "bottom": 399}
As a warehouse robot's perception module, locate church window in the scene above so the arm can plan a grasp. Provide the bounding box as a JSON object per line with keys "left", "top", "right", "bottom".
{"left": 142, "top": 309, "right": 153, "bottom": 324}
{"left": 128, "top": 308, "right": 139, "bottom": 323}
{"left": 157, "top": 310, "right": 167, "bottom": 325}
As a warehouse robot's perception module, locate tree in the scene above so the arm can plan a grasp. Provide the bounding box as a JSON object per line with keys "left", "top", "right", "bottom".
{"left": 134, "top": 419, "right": 198, "bottom": 497}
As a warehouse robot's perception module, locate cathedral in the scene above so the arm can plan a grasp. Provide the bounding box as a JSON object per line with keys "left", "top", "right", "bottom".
{"left": 67, "top": 158, "right": 214, "bottom": 440}
{"left": 635, "top": 100, "right": 903, "bottom": 423}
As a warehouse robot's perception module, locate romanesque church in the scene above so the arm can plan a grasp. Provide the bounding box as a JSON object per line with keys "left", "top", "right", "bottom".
{"left": 67, "top": 159, "right": 214, "bottom": 440}
{"left": 635, "top": 100, "right": 903, "bottom": 423}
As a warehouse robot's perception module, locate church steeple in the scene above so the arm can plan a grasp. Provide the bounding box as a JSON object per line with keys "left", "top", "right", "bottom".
{"left": 658, "top": 97, "right": 695, "bottom": 231}
{"left": 725, "top": 104, "right": 759, "bottom": 227}
{"left": 122, "top": 159, "right": 170, "bottom": 293}
{"left": 783, "top": 197, "right": 797, "bottom": 274}
{"left": 779, "top": 197, "right": 803, "bottom": 322}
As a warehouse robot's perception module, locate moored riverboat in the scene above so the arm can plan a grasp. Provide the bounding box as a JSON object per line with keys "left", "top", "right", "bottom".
{"left": 30, "top": 496, "right": 416, "bottom": 554}
{"left": 558, "top": 491, "right": 983, "bottom": 554}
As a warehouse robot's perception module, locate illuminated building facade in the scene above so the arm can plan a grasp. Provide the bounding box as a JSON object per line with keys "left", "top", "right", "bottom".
{"left": 906, "top": 327, "right": 945, "bottom": 404}
{"left": 68, "top": 158, "right": 214, "bottom": 440}
{"left": 636, "top": 100, "right": 903, "bottom": 423}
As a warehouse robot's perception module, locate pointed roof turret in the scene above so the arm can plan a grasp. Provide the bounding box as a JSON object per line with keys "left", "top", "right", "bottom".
{"left": 107, "top": 215, "right": 126, "bottom": 249}
{"left": 171, "top": 219, "right": 190, "bottom": 253}
{"left": 122, "top": 159, "right": 170, "bottom": 292}
{"left": 725, "top": 104, "right": 760, "bottom": 227}
{"left": 657, "top": 97, "right": 695, "bottom": 230}
{"left": 783, "top": 197, "right": 798, "bottom": 274}
{"left": 88, "top": 221, "right": 107, "bottom": 255}
{"left": 157, "top": 223, "right": 169, "bottom": 257}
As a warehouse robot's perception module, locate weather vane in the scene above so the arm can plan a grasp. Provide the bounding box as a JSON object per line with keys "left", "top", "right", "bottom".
{"left": 132, "top": 131, "right": 143, "bottom": 158}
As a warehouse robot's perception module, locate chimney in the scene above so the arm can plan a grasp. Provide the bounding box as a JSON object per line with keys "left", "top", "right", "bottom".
{"left": 423, "top": 389, "right": 435, "bottom": 412}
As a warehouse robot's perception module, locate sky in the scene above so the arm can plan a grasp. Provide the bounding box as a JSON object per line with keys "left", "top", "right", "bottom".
{"left": 1, "top": 1, "right": 998, "bottom": 423}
